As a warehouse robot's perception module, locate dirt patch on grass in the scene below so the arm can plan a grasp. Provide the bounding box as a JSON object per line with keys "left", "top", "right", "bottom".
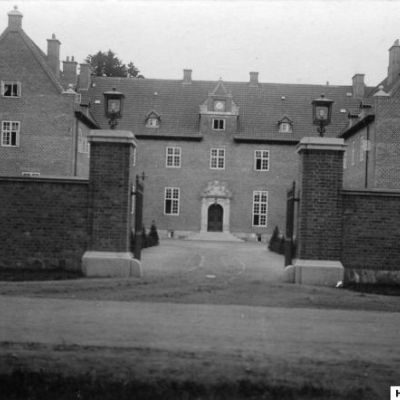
{"left": 0, "top": 268, "right": 83, "bottom": 282}
{"left": 0, "top": 342, "right": 389, "bottom": 400}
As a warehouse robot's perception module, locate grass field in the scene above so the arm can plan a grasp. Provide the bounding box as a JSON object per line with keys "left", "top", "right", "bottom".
{"left": 1, "top": 241, "right": 399, "bottom": 399}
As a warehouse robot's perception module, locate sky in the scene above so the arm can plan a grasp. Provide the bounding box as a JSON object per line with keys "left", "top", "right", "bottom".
{"left": 1, "top": 0, "right": 400, "bottom": 86}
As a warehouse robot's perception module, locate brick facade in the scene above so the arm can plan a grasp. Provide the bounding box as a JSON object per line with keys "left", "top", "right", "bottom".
{"left": 296, "top": 139, "right": 345, "bottom": 260}
{"left": 88, "top": 131, "right": 135, "bottom": 252}
{"left": 139, "top": 137, "right": 298, "bottom": 237}
{"left": 0, "top": 176, "right": 89, "bottom": 270}
{"left": 341, "top": 189, "right": 400, "bottom": 272}
{"left": 0, "top": 9, "right": 95, "bottom": 178}
{"left": 374, "top": 97, "right": 400, "bottom": 189}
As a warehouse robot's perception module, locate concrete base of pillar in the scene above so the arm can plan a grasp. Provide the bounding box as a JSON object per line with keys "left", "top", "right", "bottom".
{"left": 284, "top": 259, "right": 344, "bottom": 286}
{"left": 82, "top": 251, "right": 142, "bottom": 278}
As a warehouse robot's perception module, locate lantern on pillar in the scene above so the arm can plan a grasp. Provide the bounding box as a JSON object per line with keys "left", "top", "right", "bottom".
{"left": 104, "top": 88, "right": 125, "bottom": 129}
{"left": 311, "top": 94, "right": 334, "bottom": 137}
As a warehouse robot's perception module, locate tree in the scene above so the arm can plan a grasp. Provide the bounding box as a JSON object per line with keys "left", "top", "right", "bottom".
{"left": 85, "top": 50, "right": 143, "bottom": 78}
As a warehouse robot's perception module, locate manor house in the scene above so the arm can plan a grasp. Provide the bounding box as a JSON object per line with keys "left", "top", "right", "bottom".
{"left": 2, "top": 7, "right": 400, "bottom": 240}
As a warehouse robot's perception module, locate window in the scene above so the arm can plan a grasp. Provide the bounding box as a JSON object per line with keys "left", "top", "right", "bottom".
{"left": 279, "top": 122, "right": 292, "bottom": 133}
{"left": 132, "top": 147, "right": 136, "bottom": 166}
{"left": 254, "top": 150, "right": 269, "bottom": 171}
{"left": 1, "top": 81, "right": 21, "bottom": 97}
{"left": 351, "top": 141, "right": 355, "bottom": 166}
{"left": 165, "top": 187, "right": 180, "bottom": 215}
{"left": 212, "top": 118, "right": 225, "bottom": 131}
{"left": 1, "top": 121, "right": 20, "bottom": 147}
{"left": 253, "top": 191, "right": 268, "bottom": 227}
{"left": 78, "top": 128, "right": 89, "bottom": 154}
{"left": 22, "top": 172, "right": 40, "bottom": 177}
{"left": 146, "top": 118, "right": 159, "bottom": 128}
{"left": 359, "top": 137, "right": 364, "bottom": 162}
{"left": 210, "top": 148, "right": 225, "bottom": 169}
{"left": 166, "top": 146, "right": 181, "bottom": 168}
{"left": 343, "top": 150, "right": 347, "bottom": 170}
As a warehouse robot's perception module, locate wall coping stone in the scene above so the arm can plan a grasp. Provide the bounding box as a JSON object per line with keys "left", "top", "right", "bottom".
{"left": 89, "top": 130, "right": 137, "bottom": 146}
{"left": 342, "top": 188, "right": 400, "bottom": 197}
{"left": 296, "top": 137, "right": 346, "bottom": 153}
{"left": 0, "top": 176, "right": 89, "bottom": 184}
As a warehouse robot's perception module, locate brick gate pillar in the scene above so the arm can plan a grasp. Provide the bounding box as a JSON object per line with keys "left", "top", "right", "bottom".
{"left": 82, "top": 130, "right": 141, "bottom": 277}
{"left": 290, "top": 137, "right": 346, "bottom": 286}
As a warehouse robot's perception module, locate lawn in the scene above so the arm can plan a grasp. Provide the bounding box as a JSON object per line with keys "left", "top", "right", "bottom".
{"left": 1, "top": 240, "right": 399, "bottom": 399}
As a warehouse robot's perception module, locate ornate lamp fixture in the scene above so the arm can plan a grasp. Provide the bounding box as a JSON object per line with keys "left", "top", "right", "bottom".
{"left": 103, "top": 88, "right": 125, "bottom": 129}
{"left": 311, "top": 94, "right": 334, "bottom": 137}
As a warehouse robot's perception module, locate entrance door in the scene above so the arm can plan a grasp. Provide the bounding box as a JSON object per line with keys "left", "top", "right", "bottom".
{"left": 207, "top": 204, "right": 223, "bottom": 232}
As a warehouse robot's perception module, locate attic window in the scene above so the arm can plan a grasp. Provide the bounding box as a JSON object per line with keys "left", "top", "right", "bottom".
{"left": 2, "top": 81, "right": 21, "bottom": 97}
{"left": 277, "top": 116, "right": 293, "bottom": 134}
{"left": 145, "top": 110, "right": 161, "bottom": 128}
{"left": 146, "top": 117, "right": 160, "bottom": 128}
{"left": 279, "top": 122, "right": 292, "bottom": 133}
{"left": 212, "top": 119, "right": 225, "bottom": 131}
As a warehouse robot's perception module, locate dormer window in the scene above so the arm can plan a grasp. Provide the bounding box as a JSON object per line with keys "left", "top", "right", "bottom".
{"left": 1, "top": 81, "right": 21, "bottom": 97}
{"left": 146, "top": 118, "right": 160, "bottom": 128}
{"left": 145, "top": 110, "right": 161, "bottom": 128}
{"left": 212, "top": 118, "right": 225, "bottom": 131}
{"left": 278, "top": 116, "right": 293, "bottom": 133}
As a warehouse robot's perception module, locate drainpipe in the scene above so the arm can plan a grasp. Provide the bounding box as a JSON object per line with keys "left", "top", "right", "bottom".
{"left": 365, "top": 124, "right": 370, "bottom": 189}
{"left": 73, "top": 117, "right": 79, "bottom": 176}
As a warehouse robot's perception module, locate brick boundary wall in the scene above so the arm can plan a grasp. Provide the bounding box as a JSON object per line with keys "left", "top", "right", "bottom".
{"left": 0, "top": 176, "right": 89, "bottom": 270}
{"left": 341, "top": 189, "right": 400, "bottom": 283}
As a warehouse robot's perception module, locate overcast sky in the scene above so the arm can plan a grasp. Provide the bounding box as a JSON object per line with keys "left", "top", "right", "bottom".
{"left": 1, "top": 0, "right": 400, "bottom": 86}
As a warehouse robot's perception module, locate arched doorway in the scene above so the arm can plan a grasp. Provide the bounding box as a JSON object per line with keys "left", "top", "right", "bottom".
{"left": 208, "top": 204, "right": 223, "bottom": 232}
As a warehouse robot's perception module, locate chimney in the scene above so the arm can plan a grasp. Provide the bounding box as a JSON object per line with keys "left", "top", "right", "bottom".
{"left": 388, "top": 39, "right": 400, "bottom": 85}
{"left": 182, "top": 69, "right": 192, "bottom": 84}
{"left": 8, "top": 6, "right": 23, "bottom": 31}
{"left": 47, "top": 33, "right": 61, "bottom": 78}
{"left": 78, "top": 63, "right": 91, "bottom": 90}
{"left": 62, "top": 56, "right": 78, "bottom": 88}
{"left": 249, "top": 71, "right": 259, "bottom": 86}
{"left": 352, "top": 74, "right": 365, "bottom": 99}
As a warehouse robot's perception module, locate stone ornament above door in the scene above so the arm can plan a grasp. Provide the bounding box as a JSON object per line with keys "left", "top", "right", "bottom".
{"left": 201, "top": 180, "right": 232, "bottom": 199}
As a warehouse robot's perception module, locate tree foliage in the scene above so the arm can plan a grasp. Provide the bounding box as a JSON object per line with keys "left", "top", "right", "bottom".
{"left": 85, "top": 50, "right": 144, "bottom": 78}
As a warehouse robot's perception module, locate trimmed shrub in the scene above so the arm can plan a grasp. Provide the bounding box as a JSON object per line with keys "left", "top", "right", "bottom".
{"left": 149, "top": 221, "right": 159, "bottom": 246}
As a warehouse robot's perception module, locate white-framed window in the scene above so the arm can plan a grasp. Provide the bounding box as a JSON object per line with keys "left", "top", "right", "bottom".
{"left": 359, "top": 137, "right": 364, "bottom": 162}
{"left": 1, "top": 121, "right": 20, "bottom": 147}
{"left": 351, "top": 141, "right": 355, "bottom": 166}
{"left": 164, "top": 187, "right": 180, "bottom": 215}
{"left": 253, "top": 191, "right": 268, "bottom": 227}
{"left": 146, "top": 118, "right": 159, "bottom": 128}
{"left": 343, "top": 150, "right": 347, "bottom": 170}
{"left": 132, "top": 147, "right": 136, "bottom": 166}
{"left": 131, "top": 185, "right": 136, "bottom": 214}
{"left": 166, "top": 146, "right": 181, "bottom": 168}
{"left": 254, "top": 150, "right": 269, "bottom": 171}
{"left": 210, "top": 148, "right": 225, "bottom": 169}
{"left": 1, "top": 81, "right": 21, "bottom": 97}
{"left": 78, "top": 128, "right": 89, "bottom": 154}
{"left": 22, "top": 172, "right": 40, "bottom": 177}
{"left": 279, "top": 122, "right": 292, "bottom": 133}
{"left": 212, "top": 118, "right": 225, "bottom": 131}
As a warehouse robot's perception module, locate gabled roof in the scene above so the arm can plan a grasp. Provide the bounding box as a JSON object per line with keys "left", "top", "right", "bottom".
{"left": 0, "top": 25, "right": 64, "bottom": 93}
{"left": 210, "top": 79, "right": 231, "bottom": 97}
{"left": 145, "top": 109, "right": 161, "bottom": 120}
{"left": 88, "top": 76, "right": 363, "bottom": 139}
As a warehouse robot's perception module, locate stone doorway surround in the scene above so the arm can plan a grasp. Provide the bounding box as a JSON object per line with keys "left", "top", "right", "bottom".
{"left": 200, "top": 180, "right": 231, "bottom": 233}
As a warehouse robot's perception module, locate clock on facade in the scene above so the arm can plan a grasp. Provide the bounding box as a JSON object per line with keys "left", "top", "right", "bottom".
{"left": 214, "top": 101, "right": 226, "bottom": 112}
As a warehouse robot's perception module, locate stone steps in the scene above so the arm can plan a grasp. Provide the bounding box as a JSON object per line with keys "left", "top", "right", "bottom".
{"left": 186, "top": 232, "right": 243, "bottom": 242}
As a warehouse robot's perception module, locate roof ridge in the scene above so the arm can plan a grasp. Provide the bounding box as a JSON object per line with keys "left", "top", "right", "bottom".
{"left": 92, "top": 75, "right": 355, "bottom": 89}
